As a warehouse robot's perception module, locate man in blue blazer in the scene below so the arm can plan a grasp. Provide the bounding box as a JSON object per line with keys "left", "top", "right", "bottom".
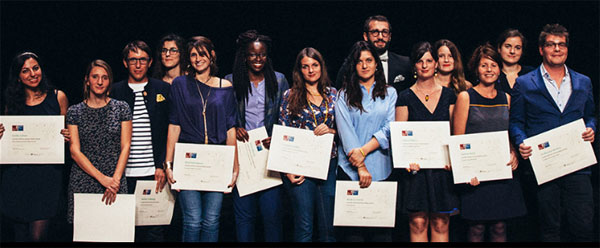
{"left": 509, "top": 24, "right": 596, "bottom": 242}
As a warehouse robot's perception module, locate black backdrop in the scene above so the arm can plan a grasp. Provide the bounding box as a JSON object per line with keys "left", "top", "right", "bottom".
{"left": 1, "top": 0, "right": 598, "bottom": 107}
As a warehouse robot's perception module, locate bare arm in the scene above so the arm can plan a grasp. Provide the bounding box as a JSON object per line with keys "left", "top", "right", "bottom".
{"left": 452, "top": 91, "right": 470, "bottom": 135}
{"left": 226, "top": 127, "right": 239, "bottom": 191}
{"left": 165, "top": 124, "right": 181, "bottom": 185}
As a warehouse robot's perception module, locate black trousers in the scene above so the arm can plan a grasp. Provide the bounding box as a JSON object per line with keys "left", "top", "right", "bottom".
{"left": 536, "top": 173, "right": 593, "bottom": 242}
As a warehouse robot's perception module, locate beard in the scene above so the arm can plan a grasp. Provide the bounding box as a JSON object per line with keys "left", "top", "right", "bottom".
{"left": 371, "top": 39, "right": 389, "bottom": 55}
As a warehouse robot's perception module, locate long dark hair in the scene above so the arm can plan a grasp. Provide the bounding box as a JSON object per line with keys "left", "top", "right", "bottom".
{"left": 4, "top": 51, "right": 52, "bottom": 115}
{"left": 434, "top": 39, "right": 469, "bottom": 93}
{"left": 288, "top": 47, "right": 331, "bottom": 117}
{"left": 185, "top": 36, "right": 218, "bottom": 77}
{"left": 151, "top": 33, "right": 187, "bottom": 80}
{"left": 340, "top": 41, "right": 387, "bottom": 113}
{"left": 232, "top": 30, "right": 278, "bottom": 103}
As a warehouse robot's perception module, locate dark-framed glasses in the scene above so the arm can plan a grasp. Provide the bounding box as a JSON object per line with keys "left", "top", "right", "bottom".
{"left": 544, "top": 42, "right": 567, "bottom": 49}
{"left": 127, "top": 57, "right": 150, "bottom": 65}
{"left": 368, "top": 29, "right": 390, "bottom": 37}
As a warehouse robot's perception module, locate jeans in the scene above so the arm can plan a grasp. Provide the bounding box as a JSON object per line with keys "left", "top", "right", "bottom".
{"left": 537, "top": 173, "right": 593, "bottom": 242}
{"left": 232, "top": 185, "right": 283, "bottom": 242}
{"left": 178, "top": 190, "right": 223, "bottom": 242}
{"left": 282, "top": 158, "right": 337, "bottom": 242}
{"left": 126, "top": 175, "right": 166, "bottom": 242}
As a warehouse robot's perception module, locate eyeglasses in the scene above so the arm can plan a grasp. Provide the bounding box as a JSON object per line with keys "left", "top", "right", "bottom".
{"left": 161, "top": 48, "right": 179, "bottom": 54}
{"left": 248, "top": 53, "right": 267, "bottom": 59}
{"left": 544, "top": 42, "right": 568, "bottom": 49}
{"left": 368, "top": 29, "right": 390, "bottom": 37}
{"left": 127, "top": 57, "right": 150, "bottom": 65}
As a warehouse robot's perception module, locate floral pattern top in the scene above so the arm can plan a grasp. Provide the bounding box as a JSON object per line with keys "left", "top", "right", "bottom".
{"left": 278, "top": 87, "right": 337, "bottom": 158}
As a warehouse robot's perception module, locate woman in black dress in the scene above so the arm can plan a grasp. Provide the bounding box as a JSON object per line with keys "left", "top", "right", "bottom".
{"left": 0, "top": 52, "right": 70, "bottom": 242}
{"left": 495, "top": 29, "right": 534, "bottom": 95}
{"left": 395, "top": 42, "right": 458, "bottom": 242}
{"left": 453, "top": 43, "right": 526, "bottom": 242}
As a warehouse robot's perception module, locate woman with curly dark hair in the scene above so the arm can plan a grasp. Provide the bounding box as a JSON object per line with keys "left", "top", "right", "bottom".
{"left": 151, "top": 33, "right": 187, "bottom": 84}
{"left": 335, "top": 41, "right": 397, "bottom": 242}
{"left": 0, "top": 51, "right": 70, "bottom": 242}
{"left": 224, "top": 30, "right": 289, "bottom": 242}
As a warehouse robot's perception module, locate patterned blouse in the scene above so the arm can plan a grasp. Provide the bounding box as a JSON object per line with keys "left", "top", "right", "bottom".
{"left": 278, "top": 87, "right": 337, "bottom": 158}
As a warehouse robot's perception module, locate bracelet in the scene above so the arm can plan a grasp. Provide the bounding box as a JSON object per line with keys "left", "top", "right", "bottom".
{"left": 163, "top": 161, "right": 173, "bottom": 170}
{"left": 359, "top": 148, "right": 366, "bottom": 157}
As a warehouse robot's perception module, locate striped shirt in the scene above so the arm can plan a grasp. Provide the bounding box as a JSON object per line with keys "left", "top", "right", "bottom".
{"left": 126, "top": 82, "right": 155, "bottom": 177}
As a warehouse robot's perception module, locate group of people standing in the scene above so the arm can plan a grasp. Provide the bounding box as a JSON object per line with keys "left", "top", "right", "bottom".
{"left": 0, "top": 14, "right": 596, "bottom": 243}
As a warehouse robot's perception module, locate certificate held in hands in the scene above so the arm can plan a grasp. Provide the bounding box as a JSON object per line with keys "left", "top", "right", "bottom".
{"left": 73, "top": 193, "right": 135, "bottom": 242}
{"left": 449, "top": 131, "right": 512, "bottom": 184}
{"left": 524, "top": 119, "right": 596, "bottom": 185}
{"left": 134, "top": 180, "right": 175, "bottom": 226}
{"left": 236, "top": 127, "right": 282, "bottom": 197}
{"left": 0, "top": 115, "right": 64, "bottom": 164}
{"left": 266, "top": 125, "right": 333, "bottom": 180}
{"left": 333, "top": 181, "right": 397, "bottom": 227}
{"left": 390, "top": 121, "right": 450, "bottom": 169}
{"left": 171, "top": 143, "right": 234, "bottom": 192}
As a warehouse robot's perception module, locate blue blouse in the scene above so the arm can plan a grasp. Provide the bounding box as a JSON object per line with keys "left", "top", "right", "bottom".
{"left": 278, "top": 87, "right": 337, "bottom": 158}
{"left": 336, "top": 85, "right": 397, "bottom": 181}
{"left": 169, "top": 75, "right": 238, "bottom": 145}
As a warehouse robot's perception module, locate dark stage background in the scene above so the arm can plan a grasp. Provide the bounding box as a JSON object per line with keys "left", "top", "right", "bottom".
{"left": 1, "top": 0, "right": 599, "bottom": 243}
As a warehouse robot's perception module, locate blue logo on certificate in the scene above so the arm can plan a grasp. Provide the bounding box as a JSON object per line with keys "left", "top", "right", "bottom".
{"left": 346, "top": 189, "right": 359, "bottom": 196}
{"left": 460, "top": 143, "right": 471, "bottom": 150}
{"left": 401, "top": 130, "right": 413, "bottom": 136}
{"left": 142, "top": 189, "right": 152, "bottom": 195}
{"left": 255, "top": 140, "right": 263, "bottom": 151}
{"left": 283, "top": 135, "right": 295, "bottom": 142}
{"left": 538, "top": 141, "right": 550, "bottom": 150}
{"left": 185, "top": 152, "right": 197, "bottom": 158}
{"left": 12, "top": 125, "right": 24, "bottom": 131}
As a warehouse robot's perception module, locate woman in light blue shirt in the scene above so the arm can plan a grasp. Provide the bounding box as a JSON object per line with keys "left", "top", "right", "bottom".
{"left": 335, "top": 41, "right": 397, "bottom": 242}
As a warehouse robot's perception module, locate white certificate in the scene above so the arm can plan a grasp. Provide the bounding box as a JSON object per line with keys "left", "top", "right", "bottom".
{"left": 171, "top": 143, "right": 234, "bottom": 192}
{"left": 0, "top": 115, "right": 64, "bottom": 164}
{"left": 73, "top": 193, "right": 135, "bottom": 242}
{"left": 266, "top": 125, "right": 333, "bottom": 180}
{"left": 449, "top": 131, "right": 512, "bottom": 184}
{"left": 134, "top": 180, "right": 175, "bottom": 226}
{"left": 333, "top": 181, "right": 397, "bottom": 227}
{"left": 390, "top": 121, "right": 450, "bottom": 168}
{"left": 236, "top": 127, "right": 282, "bottom": 197}
{"left": 524, "top": 119, "right": 596, "bottom": 185}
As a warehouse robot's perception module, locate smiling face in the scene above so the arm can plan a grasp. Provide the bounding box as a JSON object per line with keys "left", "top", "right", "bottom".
{"left": 356, "top": 50, "right": 377, "bottom": 82}
{"left": 539, "top": 34, "right": 568, "bottom": 68}
{"left": 246, "top": 41, "right": 267, "bottom": 74}
{"left": 87, "top": 66, "right": 110, "bottom": 96}
{"left": 437, "top": 45, "right": 454, "bottom": 73}
{"left": 19, "top": 58, "right": 42, "bottom": 89}
{"left": 477, "top": 57, "right": 500, "bottom": 85}
{"left": 363, "top": 20, "right": 391, "bottom": 54}
{"left": 498, "top": 36, "right": 523, "bottom": 65}
{"left": 161, "top": 40, "right": 181, "bottom": 68}
{"left": 124, "top": 49, "right": 152, "bottom": 83}
{"left": 189, "top": 46, "right": 212, "bottom": 74}
{"left": 300, "top": 56, "right": 321, "bottom": 84}
{"left": 415, "top": 51, "right": 437, "bottom": 79}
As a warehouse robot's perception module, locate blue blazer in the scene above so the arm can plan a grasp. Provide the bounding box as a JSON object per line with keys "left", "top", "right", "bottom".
{"left": 509, "top": 66, "right": 596, "bottom": 173}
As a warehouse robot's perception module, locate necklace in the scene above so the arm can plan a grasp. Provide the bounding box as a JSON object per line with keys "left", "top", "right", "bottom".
{"left": 415, "top": 83, "right": 436, "bottom": 102}
{"left": 195, "top": 78, "right": 212, "bottom": 144}
{"left": 307, "top": 94, "right": 329, "bottom": 125}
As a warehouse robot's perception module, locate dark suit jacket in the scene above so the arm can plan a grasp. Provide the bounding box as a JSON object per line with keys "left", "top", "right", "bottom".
{"left": 509, "top": 66, "right": 596, "bottom": 174}
{"left": 334, "top": 50, "right": 414, "bottom": 94}
{"left": 110, "top": 78, "right": 171, "bottom": 170}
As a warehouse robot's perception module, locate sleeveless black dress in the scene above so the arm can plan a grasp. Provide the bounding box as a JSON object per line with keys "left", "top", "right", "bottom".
{"left": 458, "top": 88, "right": 527, "bottom": 220}
{"left": 0, "top": 90, "right": 65, "bottom": 222}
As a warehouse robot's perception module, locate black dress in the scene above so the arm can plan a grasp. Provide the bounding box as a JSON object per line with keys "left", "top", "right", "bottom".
{"left": 458, "top": 88, "right": 527, "bottom": 221}
{"left": 495, "top": 65, "right": 534, "bottom": 95}
{"left": 0, "top": 90, "right": 65, "bottom": 222}
{"left": 396, "top": 87, "right": 459, "bottom": 213}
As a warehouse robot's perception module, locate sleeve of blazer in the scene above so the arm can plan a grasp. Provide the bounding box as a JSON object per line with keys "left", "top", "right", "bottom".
{"left": 509, "top": 77, "right": 528, "bottom": 146}
{"left": 582, "top": 77, "right": 597, "bottom": 132}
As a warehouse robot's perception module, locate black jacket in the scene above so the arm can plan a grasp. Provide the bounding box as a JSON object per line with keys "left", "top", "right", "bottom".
{"left": 110, "top": 78, "right": 170, "bottom": 170}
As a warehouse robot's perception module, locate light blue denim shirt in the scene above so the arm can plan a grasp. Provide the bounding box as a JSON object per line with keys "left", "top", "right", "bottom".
{"left": 244, "top": 79, "right": 265, "bottom": 130}
{"left": 335, "top": 85, "right": 397, "bottom": 181}
{"left": 540, "top": 64, "right": 572, "bottom": 112}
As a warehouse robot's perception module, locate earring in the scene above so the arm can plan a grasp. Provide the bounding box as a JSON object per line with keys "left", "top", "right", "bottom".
{"left": 434, "top": 69, "right": 438, "bottom": 77}
{"left": 413, "top": 71, "right": 417, "bottom": 79}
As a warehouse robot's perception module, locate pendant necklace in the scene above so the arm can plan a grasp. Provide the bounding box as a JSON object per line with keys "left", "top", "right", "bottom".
{"left": 415, "top": 84, "right": 435, "bottom": 102}
{"left": 307, "top": 93, "right": 329, "bottom": 125}
{"left": 195, "top": 77, "right": 212, "bottom": 144}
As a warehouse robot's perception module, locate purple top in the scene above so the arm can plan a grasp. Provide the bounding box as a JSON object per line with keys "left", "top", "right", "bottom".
{"left": 244, "top": 79, "right": 265, "bottom": 130}
{"left": 169, "top": 75, "right": 238, "bottom": 145}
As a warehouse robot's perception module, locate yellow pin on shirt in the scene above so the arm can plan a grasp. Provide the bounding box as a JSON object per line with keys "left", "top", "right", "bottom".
{"left": 156, "top": 94, "right": 165, "bottom": 102}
